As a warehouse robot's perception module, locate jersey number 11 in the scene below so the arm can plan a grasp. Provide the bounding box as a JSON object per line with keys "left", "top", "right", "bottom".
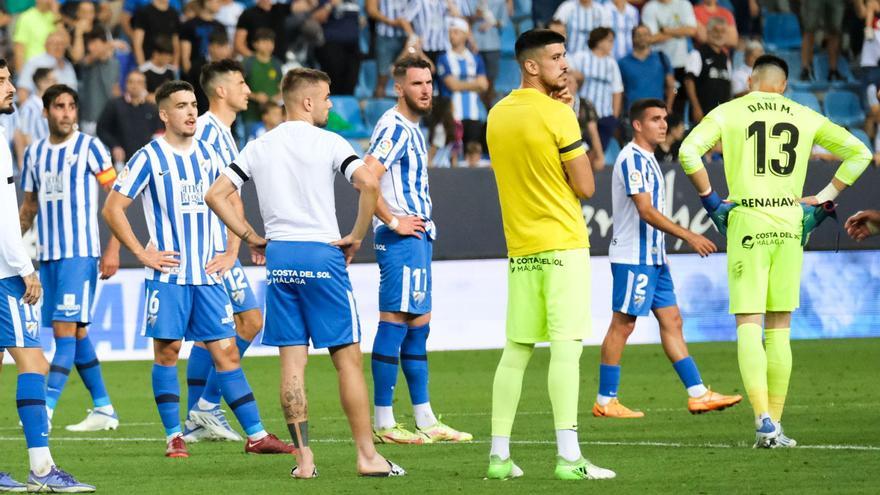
{"left": 746, "top": 120, "right": 800, "bottom": 177}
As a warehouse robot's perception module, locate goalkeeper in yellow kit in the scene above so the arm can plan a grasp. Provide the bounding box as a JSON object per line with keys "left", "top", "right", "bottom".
{"left": 678, "top": 55, "right": 871, "bottom": 448}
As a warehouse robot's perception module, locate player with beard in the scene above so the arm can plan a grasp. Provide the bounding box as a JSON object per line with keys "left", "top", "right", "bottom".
{"left": 0, "top": 58, "right": 96, "bottom": 494}
{"left": 485, "top": 29, "right": 616, "bottom": 481}
{"left": 363, "top": 57, "right": 472, "bottom": 445}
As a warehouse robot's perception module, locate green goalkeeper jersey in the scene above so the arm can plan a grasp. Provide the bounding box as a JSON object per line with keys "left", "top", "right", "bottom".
{"left": 679, "top": 91, "right": 871, "bottom": 227}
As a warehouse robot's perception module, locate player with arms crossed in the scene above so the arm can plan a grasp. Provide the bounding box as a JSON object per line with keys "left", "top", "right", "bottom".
{"left": 364, "top": 57, "right": 472, "bottom": 445}
{"left": 184, "top": 59, "right": 264, "bottom": 443}
{"left": 0, "top": 59, "right": 95, "bottom": 493}
{"left": 205, "top": 68, "right": 405, "bottom": 478}
{"left": 19, "top": 84, "right": 121, "bottom": 432}
{"left": 594, "top": 98, "right": 742, "bottom": 418}
{"left": 103, "top": 80, "right": 293, "bottom": 458}
{"left": 679, "top": 55, "right": 871, "bottom": 447}
{"left": 485, "top": 29, "right": 615, "bottom": 481}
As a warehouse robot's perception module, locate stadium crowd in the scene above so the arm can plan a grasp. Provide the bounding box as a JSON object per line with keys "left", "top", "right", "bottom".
{"left": 0, "top": 0, "right": 878, "bottom": 170}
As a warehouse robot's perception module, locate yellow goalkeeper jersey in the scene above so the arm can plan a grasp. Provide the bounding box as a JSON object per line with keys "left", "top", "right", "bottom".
{"left": 679, "top": 91, "right": 871, "bottom": 227}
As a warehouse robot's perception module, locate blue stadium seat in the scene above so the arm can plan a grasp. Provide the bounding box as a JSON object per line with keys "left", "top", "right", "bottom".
{"left": 849, "top": 128, "right": 873, "bottom": 152}
{"left": 813, "top": 53, "right": 859, "bottom": 90}
{"left": 824, "top": 90, "right": 866, "bottom": 128}
{"left": 605, "top": 138, "right": 621, "bottom": 166}
{"left": 364, "top": 98, "right": 396, "bottom": 129}
{"left": 330, "top": 96, "right": 369, "bottom": 138}
{"left": 495, "top": 57, "right": 521, "bottom": 95}
{"left": 347, "top": 139, "right": 366, "bottom": 156}
{"left": 763, "top": 13, "right": 801, "bottom": 51}
{"left": 356, "top": 60, "right": 377, "bottom": 99}
{"left": 501, "top": 23, "right": 516, "bottom": 56}
{"left": 789, "top": 91, "right": 822, "bottom": 113}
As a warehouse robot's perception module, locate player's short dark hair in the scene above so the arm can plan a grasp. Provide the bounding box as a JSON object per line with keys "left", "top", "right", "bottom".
{"left": 392, "top": 57, "right": 432, "bottom": 79}
{"left": 253, "top": 28, "right": 275, "bottom": 43}
{"left": 0, "top": 58, "right": 7, "bottom": 70}
{"left": 42, "top": 84, "right": 78, "bottom": 108}
{"left": 33, "top": 67, "right": 54, "bottom": 87}
{"left": 629, "top": 98, "right": 667, "bottom": 123}
{"left": 281, "top": 68, "right": 330, "bottom": 99}
{"left": 200, "top": 59, "right": 244, "bottom": 99}
{"left": 155, "top": 80, "right": 194, "bottom": 106}
{"left": 83, "top": 28, "right": 108, "bottom": 46}
{"left": 153, "top": 35, "right": 174, "bottom": 55}
{"left": 587, "top": 27, "right": 614, "bottom": 50}
{"left": 209, "top": 28, "right": 229, "bottom": 46}
{"left": 514, "top": 29, "right": 566, "bottom": 65}
{"left": 752, "top": 54, "right": 788, "bottom": 79}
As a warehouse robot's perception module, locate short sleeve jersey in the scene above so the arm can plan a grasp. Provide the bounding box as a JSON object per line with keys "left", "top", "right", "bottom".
{"left": 486, "top": 88, "right": 589, "bottom": 257}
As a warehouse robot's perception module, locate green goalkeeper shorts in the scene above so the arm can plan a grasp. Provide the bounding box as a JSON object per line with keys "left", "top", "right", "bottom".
{"left": 506, "top": 248, "right": 591, "bottom": 343}
{"left": 726, "top": 209, "right": 804, "bottom": 314}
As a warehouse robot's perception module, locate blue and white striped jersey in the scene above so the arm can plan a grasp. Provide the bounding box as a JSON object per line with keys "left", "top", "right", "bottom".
{"left": 405, "top": 0, "right": 451, "bottom": 52}
{"left": 553, "top": 0, "right": 611, "bottom": 55}
{"left": 376, "top": 0, "right": 408, "bottom": 38}
{"left": 21, "top": 132, "right": 116, "bottom": 262}
{"left": 113, "top": 137, "right": 225, "bottom": 285}
{"left": 19, "top": 94, "right": 48, "bottom": 141}
{"left": 436, "top": 49, "right": 486, "bottom": 121}
{"left": 605, "top": 1, "right": 639, "bottom": 60}
{"left": 367, "top": 107, "right": 435, "bottom": 238}
{"left": 196, "top": 111, "right": 238, "bottom": 251}
{"left": 609, "top": 142, "right": 668, "bottom": 266}
{"left": 569, "top": 50, "right": 623, "bottom": 118}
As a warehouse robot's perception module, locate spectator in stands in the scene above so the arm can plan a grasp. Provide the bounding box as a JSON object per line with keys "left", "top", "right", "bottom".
{"left": 569, "top": 74, "right": 605, "bottom": 170}
{"left": 684, "top": 17, "right": 731, "bottom": 124}
{"left": 12, "top": 0, "right": 58, "bottom": 72}
{"left": 467, "top": 0, "right": 510, "bottom": 108}
{"left": 68, "top": 0, "right": 101, "bottom": 64}
{"left": 532, "top": 0, "right": 564, "bottom": 28}
{"left": 694, "top": 0, "right": 738, "bottom": 48}
{"left": 367, "top": 0, "right": 416, "bottom": 98}
{"left": 191, "top": 29, "right": 233, "bottom": 113}
{"left": 13, "top": 67, "right": 54, "bottom": 168}
{"left": 131, "top": 0, "right": 180, "bottom": 67}
{"left": 313, "top": 0, "right": 361, "bottom": 95}
{"left": 180, "top": 0, "right": 226, "bottom": 76}
{"left": 138, "top": 35, "right": 176, "bottom": 101}
{"left": 618, "top": 25, "right": 675, "bottom": 114}
{"left": 427, "top": 96, "right": 461, "bottom": 167}
{"left": 247, "top": 100, "right": 284, "bottom": 141}
{"left": 570, "top": 26, "right": 623, "bottom": 149}
{"left": 243, "top": 28, "right": 282, "bottom": 128}
{"left": 77, "top": 28, "right": 120, "bottom": 135}
{"left": 864, "top": 83, "right": 880, "bottom": 163}
{"left": 97, "top": 70, "right": 162, "bottom": 164}
{"left": 437, "top": 17, "right": 489, "bottom": 148}
{"left": 215, "top": 0, "right": 244, "bottom": 44}
{"left": 552, "top": 0, "right": 610, "bottom": 54}
{"left": 642, "top": 0, "right": 697, "bottom": 118}
{"left": 800, "top": 0, "right": 844, "bottom": 81}
{"left": 234, "top": 0, "right": 290, "bottom": 60}
{"left": 406, "top": 0, "right": 460, "bottom": 66}
{"left": 654, "top": 113, "right": 684, "bottom": 163}
{"left": 465, "top": 141, "right": 490, "bottom": 167}
{"left": 547, "top": 18, "right": 566, "bottom": 36}
{"left": 859, "top": 0, "right": 880, "bottom": 69}
{"left": 18, "top": 29, "right": 77, "bottom": 97}
{"left": 285, "top": 0, "right": 326, "bottom": 66}
{"left": 120, "top": 0, "right": 182, "bottom": 41}
{"left": 731, "top": 0, "right": 761, "bottom": 41}
{"left": 731, "top": 40, "right": 763, "bottom": 96}
{"left": 605, "top": 0, "right": 639, "bottom": 60}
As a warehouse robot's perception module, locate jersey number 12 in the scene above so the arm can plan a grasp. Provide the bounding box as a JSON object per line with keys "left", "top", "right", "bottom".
{"left": 746, "top": 121, "right": 799, "bottom": 177}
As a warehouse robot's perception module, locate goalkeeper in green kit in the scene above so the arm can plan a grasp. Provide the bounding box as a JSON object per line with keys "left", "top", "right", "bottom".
{"left": 678, "top": 55, "right": 871, "bottom": 448}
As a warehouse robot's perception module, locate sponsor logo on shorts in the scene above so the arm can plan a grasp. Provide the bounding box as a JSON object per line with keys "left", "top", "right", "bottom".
{"left": 221, "top": 304, "right": 234, "bottom": 325}
{"left": 741, "top": 235, "right": 754, "bottom": 250}
{"left": 742, "top": 231, "right": 801, "bottom": 248}
{"left": 509, "top": 256, "right": 565, "bottom": 273}
{"left": 739, "top": 197, "right": 797, "bottom": 208}
{"left": 374, "top": 243, "right": 386, "bottom": 251}
{"left": 57, "top": 294, "right": 81, "bottom": 316}
{"left": 267, "top": 269, "right": 332, "bottom": 285}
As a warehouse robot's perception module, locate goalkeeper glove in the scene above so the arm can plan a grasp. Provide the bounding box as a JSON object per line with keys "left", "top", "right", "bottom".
{"left": 801, "top": 201, "right": 837, "bottom": 247}
{"left": 700, "top": 191, "right": 737, "bottom": 236}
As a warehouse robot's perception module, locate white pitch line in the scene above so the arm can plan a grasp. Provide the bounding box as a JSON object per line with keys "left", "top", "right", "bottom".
{"left": 0, "top": 436, "right": 876, "bottom": 451}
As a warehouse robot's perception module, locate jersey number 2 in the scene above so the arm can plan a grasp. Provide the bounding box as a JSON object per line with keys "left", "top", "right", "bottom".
{"left": 747, "top": 121, "right": 799, "bottom": 177}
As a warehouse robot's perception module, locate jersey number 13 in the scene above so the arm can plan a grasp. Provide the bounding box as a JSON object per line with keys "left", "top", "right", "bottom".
{"left": 746, "top": 120, "right": 799, "bottom": 177}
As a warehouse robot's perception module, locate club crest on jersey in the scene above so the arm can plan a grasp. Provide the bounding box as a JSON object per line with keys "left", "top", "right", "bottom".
{"left": 64, "top": 154, "right": 78, "bottom": 167}
{"left": 375, "top": 138, "right": 394, "bottom": 158}
{"left": 628, "top": 170, "right": 644, "bottom": 190}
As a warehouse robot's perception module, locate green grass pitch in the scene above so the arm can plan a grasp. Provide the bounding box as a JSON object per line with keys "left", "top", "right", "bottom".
{"left": 1, "top": 338, "right": 878, "bottom": 494}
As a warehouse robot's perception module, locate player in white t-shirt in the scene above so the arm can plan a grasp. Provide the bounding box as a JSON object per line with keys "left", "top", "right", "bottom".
{"left": 205, "top": 68, "right": 406, "bottom": 478}
{"left": 594, "top": 98, "right": 741, "bottom": 418}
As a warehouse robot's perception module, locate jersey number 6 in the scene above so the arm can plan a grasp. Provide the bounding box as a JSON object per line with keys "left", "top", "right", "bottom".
{"left": 747, "top": 120, "right": 800, "bottom": 177}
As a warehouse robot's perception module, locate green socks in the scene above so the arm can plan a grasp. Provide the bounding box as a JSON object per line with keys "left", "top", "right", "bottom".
{"left": 491, "top": 340, "right": 534, "bottom": 437}
{"left": 737, "top": 323, "right": 769, "bottom": 417}
{"left": 548, "top": 340, "right": 583, "bottom": 430}
{"left": 765, "top": 328, "right": 792, "bottom": 421}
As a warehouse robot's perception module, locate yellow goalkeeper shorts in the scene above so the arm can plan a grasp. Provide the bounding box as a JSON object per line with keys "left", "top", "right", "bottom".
{"left": 506, "top": 248, "right": 591, "bottom": 343}
{"left": 726, "top": 210, "right": 804, "bottom": 314}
